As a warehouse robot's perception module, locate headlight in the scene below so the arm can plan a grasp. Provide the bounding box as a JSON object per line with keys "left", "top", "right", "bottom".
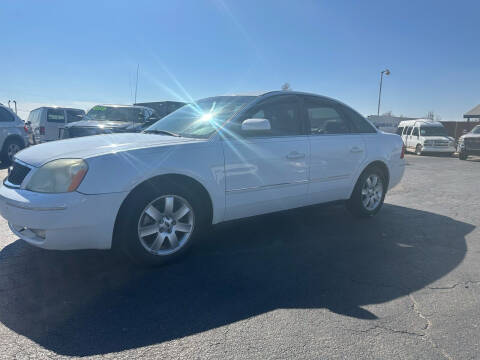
{"left": 26, "top": 159, "right": 88, "bottom": 193}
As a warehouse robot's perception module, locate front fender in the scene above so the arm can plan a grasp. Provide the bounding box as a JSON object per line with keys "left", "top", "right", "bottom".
{"left": 77, "top": 141, "right": 226, "bottom": 223}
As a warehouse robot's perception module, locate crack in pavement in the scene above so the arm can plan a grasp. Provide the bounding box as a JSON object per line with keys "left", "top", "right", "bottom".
{"left": 428, "top": 280, "right": 480, "bottom": 290}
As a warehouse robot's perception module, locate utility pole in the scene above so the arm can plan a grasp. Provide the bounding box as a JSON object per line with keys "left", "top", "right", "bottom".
{"left": 377, "top": 69, "right": 390, "bottom": 116}
{"left": 134, "top": 64, "right": 139, "bottom": 105}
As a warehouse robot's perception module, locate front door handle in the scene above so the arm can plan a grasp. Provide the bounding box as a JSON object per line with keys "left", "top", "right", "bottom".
{"left": 286, "top": 151, "right": 306, "bottom": 159}
{"left": 350, "top": 147, "right": 364, "bottom": 153}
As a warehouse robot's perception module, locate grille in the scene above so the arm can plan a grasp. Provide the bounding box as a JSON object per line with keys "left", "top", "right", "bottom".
{"left": 465, "top": 138, "right": 480, "bottom": 150}
{"left": 433, "top": 140, "right": 449, "bottom": 147}
{"left": 7, "top": 162, "right": 30, "bottom": 186}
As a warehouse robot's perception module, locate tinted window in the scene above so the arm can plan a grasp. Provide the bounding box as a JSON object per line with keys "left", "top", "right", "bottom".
{"left": 341, "top": 105, "right": 376, "bottom": 133}
{"left": 406, "top": 126, "right": 413, "bottom": 135}
{"left": 412, "top": 127, "right": 419, "bottom": 136}
{"left": 239, "top": 95, "right": 302, "bottom": 137}
{"left": 0, "top": 107, "right": 14, "bottom": 122}
{"left": 303, "top": 98, "right": 351, "bottom": 134}
{"left": 47, "top": 109, "right": 65, "bottom": 123}
{"left": 66, "top": 109, "right": 85, "bottom": 123}
{"left": 396, "top": 127, "right": 404, "bottom": 135}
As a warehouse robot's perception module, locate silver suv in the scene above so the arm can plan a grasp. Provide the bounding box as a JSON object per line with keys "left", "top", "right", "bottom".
{"left": 0, "top": 104, "right": 29, "bottom": 165}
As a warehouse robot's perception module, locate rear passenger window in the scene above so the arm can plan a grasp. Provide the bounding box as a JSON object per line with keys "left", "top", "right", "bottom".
{"left": 47, "top": 109, "right": 65, "bottom": 123}
{"left": 412, "top": 127, "right": 419, "bottom": 136}
{"left": 304, "top": 98, "right": 351, "bottom": 134}
{"left": 66, "top": 109, "right": 84, "bottom": 123}
{"left": 340, "top": 105, "right": 376, "bottom": 133}
{"left": 396, "top": 127, "right": 404, "bottom": 135}
{"left": 0, "top": 107, "right": 14, "bottom": 122}
{"left": 406, "top": 127, "right": 413, "bottom": 135}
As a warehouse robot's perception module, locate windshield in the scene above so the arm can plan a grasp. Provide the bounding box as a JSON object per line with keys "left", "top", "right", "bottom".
{"left": 420, "top": 126, "right": 447, "bottom": 136}
{"left": 85, "top": 105, "right": 143, "bottom": 122}
{"left": 471, "top": 126, "right": 480, "bottom": 134}
{"left": 145, "top": 96, "right": 256, "bottom": 138}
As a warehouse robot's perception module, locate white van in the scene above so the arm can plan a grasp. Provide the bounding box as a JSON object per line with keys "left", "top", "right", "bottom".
{"left": 396, "top": 119, "right": 455, "bottom": 156}
{"left": 26, "top": 107, "right": 85, "bottom": 144}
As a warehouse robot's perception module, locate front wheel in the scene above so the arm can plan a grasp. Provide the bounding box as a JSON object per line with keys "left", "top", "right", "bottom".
{"left": 347, "top": 167, "right": 386, "bottom": 218}
{"left": 115, "top": 181, "right": 207, "bottom": 266}
{"left": 415, "top": 144, "right": 423, "bottom": 156}
{"left": 459, "top": 151, "right": 468, "bottom": 160}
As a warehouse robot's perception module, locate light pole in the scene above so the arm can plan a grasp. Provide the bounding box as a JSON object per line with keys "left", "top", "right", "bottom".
{"left": 377, "top": 69, "right": 390, "bottom": 116}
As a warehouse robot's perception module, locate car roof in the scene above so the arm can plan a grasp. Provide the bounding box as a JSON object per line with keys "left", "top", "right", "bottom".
{"left": 31, "top": 106, "right": 85, "bottom": 111}
{"left": 398, "top": 119, "right": 443, "bottom": 127}
{"left": 201, "top": 91, "right": 356, "bottom": 111}
{"left": 92, "top": 104, "right": 152, "bottom": 110}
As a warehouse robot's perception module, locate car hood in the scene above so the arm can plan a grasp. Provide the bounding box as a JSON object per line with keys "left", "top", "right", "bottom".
{"left": 15, "top": 133, "right": 202, "bottom": 167}
{"left": 461, "top": 133, "right": 480, "bottom": 139}
{"left": 66, "top": 120, "right": 132, "bottom": 129}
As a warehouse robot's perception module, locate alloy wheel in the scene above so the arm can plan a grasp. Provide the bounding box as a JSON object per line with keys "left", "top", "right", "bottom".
{"left": 137, "top": 195, "right": 195, "bottom": 256}
{"left": 7, "top": 143, "right": 21, "bottom": 160}
{"left": 361, "top": 174, "right": 383, "bottom": 211}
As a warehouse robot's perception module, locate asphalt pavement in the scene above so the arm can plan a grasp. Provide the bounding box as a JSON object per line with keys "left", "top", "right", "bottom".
{"left": 0, "top": 154, "right": 479, "bottom": 359}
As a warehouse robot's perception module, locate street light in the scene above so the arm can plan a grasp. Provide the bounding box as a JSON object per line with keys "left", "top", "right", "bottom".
{"left": 377, "top": 69, "right": 390, "bottom": 116}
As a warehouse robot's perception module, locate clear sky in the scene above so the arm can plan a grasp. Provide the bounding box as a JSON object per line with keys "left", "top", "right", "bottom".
{"left": 1, "top": 0, "right": 479, "bottom": 121}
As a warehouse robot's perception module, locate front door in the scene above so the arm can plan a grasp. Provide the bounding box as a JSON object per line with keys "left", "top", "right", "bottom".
{"left": 222, "top": 95, "right": 309, "bottom": 221}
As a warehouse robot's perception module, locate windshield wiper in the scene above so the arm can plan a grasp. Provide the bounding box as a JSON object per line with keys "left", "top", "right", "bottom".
{"left": 143, "top": 129, "right": 181, "bottom": 137}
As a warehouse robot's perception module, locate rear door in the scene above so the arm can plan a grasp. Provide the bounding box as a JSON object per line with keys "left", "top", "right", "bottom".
{"left": 302, "top": 96, "right": 366, "bottom": 204}
{"left": 45, "top": 108, "right": 65, "bottom": 140}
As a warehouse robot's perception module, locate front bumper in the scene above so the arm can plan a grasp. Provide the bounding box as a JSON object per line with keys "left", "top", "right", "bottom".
{"left": 0, "top": 185, "right": 127, "bottom": 250}
{"left": 421, "top": 145, "right": 455, "bottom": 153}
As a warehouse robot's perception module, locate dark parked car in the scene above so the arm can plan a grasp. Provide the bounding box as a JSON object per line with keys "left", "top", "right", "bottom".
{"left": 457, "top": 125, "right": 480, "bottom": 160}
{"left": 61, "top": 104, "right": 160, "bottom": 139}
{"left": 134, "top": 101, "right": 185, "bottom": 118}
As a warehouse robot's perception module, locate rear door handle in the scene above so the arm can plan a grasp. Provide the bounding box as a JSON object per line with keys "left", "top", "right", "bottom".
{"left": 350, "top": 147, "right": 364, "bottom": 153}
{"left": 286, "top": 151, "right": 306, "bottom": 159}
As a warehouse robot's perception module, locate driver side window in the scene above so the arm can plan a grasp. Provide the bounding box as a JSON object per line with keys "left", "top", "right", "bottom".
{"left": 236, "top": 95, "right": 302, "bottom": 137}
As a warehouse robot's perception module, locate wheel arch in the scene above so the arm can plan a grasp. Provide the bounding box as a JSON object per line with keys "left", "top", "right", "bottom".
{"left": 112, "top": 173, "right": 214, "bottom": 249}
{"left": 350, "top": 160, "right": 390, "bottom": 198}
{"left": 2, "top": 134, "right": 26, "bottom": 149}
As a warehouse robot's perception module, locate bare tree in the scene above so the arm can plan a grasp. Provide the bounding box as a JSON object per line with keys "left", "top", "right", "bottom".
{"left": 281, "top": 83, "right": 291, "bottom": 91}
{"left": 426, "top": 111, "right": 435, "bottom": 120}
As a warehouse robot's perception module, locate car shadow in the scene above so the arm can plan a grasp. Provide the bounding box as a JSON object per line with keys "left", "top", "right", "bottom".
{"left": 0, "top": 204, "right": 473, "bottom": 356}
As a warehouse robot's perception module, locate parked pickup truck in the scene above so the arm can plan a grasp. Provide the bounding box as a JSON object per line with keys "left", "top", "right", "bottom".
{"left": 457, "top": 125, "right": 480, "bottom": 160}
{"left": 61, "top": 104, "right": 160, "bottom": 139}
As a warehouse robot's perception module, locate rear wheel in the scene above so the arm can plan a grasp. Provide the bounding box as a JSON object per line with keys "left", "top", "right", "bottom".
{"left": 1, "top": 138, "right": 24, "bottom": 165}
{"left": 115, "top": 181, "right": 207, "bottom": 266}
{"left": 347, "top": 166, "right": 387, "bottom": 218}
{"left": 415, "top": 144, "right": 422, "bottom": 156}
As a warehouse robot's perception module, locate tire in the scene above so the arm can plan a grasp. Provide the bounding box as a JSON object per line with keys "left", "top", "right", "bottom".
{"left": 459, "top": 151, "right": 468, "bottom": 160}
{"left": 415, "top": 144, "right": 422, "bottom": 156}
{"left": 1, "top": 138, "right": 24, "bottom": 165}
{"left": 115, "top": 180, "right": 208, "bottom": 266}
{"left": 347, "top": 166, "right": 387, "bottom": 218}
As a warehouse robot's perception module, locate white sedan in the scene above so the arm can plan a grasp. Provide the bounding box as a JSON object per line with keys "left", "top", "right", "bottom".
{"left": 0, "top": 91, "right": 405, "bottom": 265}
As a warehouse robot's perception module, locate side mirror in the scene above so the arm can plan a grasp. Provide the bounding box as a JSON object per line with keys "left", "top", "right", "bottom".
{"left": 241, "top": 118, "right": 271, "bottom": 132}
{"left": 147, "top": 115, "right": 159, "bottom": 123}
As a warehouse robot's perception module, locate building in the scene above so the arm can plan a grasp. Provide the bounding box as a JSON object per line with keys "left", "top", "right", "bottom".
{"left": 463, "top": 104, "right": 480, "bottom": 123}
{"left": 367, "top": 115, "right": 418, "bottom": 133}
